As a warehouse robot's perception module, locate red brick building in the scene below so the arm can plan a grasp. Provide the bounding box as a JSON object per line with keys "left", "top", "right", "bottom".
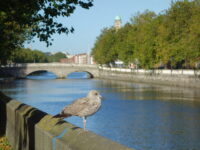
{"left": 60, "top": 53, "right": 95, "bottom": 64}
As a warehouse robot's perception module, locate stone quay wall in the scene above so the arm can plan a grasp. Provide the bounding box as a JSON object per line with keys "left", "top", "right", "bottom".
{"left": 0, "top": 92, "right": 133, "bottom": 150}
{"left": 98, "top": 67, "right": 200, "bottom": 88}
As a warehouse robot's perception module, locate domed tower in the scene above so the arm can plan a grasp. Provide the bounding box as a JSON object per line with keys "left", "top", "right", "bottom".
{"left": 114, "top": 16, "right": 122, "bottom": 30}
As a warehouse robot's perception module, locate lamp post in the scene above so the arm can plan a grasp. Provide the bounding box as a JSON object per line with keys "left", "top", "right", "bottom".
{"left": 134, "top": 58, "right": 139, "bottom": 70}
{"left": 170, "top": 56, "right": 174, "bottom": 74}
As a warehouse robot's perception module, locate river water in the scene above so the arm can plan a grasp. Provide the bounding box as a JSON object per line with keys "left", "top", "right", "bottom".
{"left": 1, "top": 72, "right": 200, "bottom": 150}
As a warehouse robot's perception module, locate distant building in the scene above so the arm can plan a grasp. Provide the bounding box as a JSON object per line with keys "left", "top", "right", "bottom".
{"left": 44, "top": 52, "right": 52, "bottom": 56}
{"left": 88, "top": 56, "right": 95, "bottom": 65}
{"left": 61, "top": 51, "right": 74, "bottom": 58}
{"left": 60, "top": 57, "right": 75, "bottom": 64}
{"left": 114, "top": 16, "right": 122, "bottom": 30}
{"left": 60, "top": 53, "right": 95, "bottom": 65}
{"left": 74, "top": 53, "right": 87, "bottom": 64}
{"left": 66, "top": 53, "right": 74, "bottom": 59}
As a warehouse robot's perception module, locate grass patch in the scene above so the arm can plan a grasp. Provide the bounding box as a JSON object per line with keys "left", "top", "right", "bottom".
{"left": 0, "top": 137, "right": 12, "bottom": 150}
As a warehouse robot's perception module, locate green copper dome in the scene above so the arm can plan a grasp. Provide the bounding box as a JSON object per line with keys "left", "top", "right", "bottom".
{"left": 115, "top": 16, "right": 121, "bottom": 20}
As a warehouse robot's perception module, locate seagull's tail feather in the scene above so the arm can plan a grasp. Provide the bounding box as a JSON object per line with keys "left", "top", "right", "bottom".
{"left": 53, "top": 113, "right": 71, "bottom": 119}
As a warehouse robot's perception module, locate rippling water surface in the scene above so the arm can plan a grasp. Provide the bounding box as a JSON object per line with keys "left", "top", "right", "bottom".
{"left": 1, "top": 72, "right": 200, "bottom": 150}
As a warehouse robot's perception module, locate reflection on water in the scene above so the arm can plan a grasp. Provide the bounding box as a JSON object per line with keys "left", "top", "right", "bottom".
{"left": 99, "top": 80, "right": 200, "bottom": 101}
{"left": 67, "top": 72, "right": 91, "bottom": 79}
{"left": 1, "top": 72, "right": 200, "bottom": 150}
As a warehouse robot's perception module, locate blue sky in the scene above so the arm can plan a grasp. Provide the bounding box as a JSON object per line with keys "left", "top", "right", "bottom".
{"left": 25, "top": 0, "right": 172, "bottom": 54}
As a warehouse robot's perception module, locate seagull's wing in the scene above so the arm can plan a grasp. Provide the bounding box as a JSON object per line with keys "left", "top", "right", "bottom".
{"left": 61, "top": 97, "right": 90, "bottom": 116}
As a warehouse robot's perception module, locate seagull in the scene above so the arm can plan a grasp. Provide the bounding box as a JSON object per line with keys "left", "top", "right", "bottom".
{"left": 54, "top": 90, "right": 102, "bottom": 131}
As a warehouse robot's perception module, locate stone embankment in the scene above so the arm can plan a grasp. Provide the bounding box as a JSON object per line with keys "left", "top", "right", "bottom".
{"left": 0, "top": 92, "right": 133, "bottom": 150}
{"left": 1, "top": 63, "right": 199, "bottom": 88}
{"left": 99, "top": 67, "right": 200, "bottom": 88}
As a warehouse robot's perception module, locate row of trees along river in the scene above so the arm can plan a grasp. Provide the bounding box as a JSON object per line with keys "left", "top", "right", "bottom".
{"left": 10, "top": 48, "right": 67, "bottom": 63}
{"left": 91, "top": 0, "right": 200, "bottom": 69}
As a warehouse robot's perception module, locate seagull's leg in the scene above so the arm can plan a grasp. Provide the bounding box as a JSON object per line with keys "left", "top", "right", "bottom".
{"left": 82, "top": 116, "right": 87, "bottom": 131}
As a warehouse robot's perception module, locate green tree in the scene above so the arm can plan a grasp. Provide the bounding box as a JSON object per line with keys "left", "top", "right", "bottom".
{"left": 12, "top": 48, "right": 48, "bottom": 63}
{"left": 0, "top": 0, "right": 93, "bottom": 65}
{"left": 114, "top": 23, "right": 134, "bottom": 65}
{"left": 180, "top": 0, "right": 200, "bottom": 67}
{"left": 130, "top": 10, "right": 158, "bottom": 68}
{"left": 154, "top": 0, "right": 200, "bottom": 68}
{"left": 32, "top": 50, "right": 48, "bottom": 63}
{"left": 92, "top": 28, "right": 117, "bottom": 65}
{"left": 92, "top": 0, "right": 200, "bottom": 69}
{"left": 48, "top": 52, "right": 67, "bottom": 62}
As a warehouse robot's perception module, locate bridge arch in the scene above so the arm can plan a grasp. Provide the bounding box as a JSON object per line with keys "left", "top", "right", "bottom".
{"left": 25, "top": 68, "right": 96, "bottom": 79}
{"left": 25, "top": 69, "right": 62, "bottom": 78}
{"left": 1, "top": 63, "right": 99, "bottom": 79}
{"left": 27, "top": 70, "right": 50, "bottom": 75}
{"left": 26, "top": 70, "right": 57, "bottom": 79}
{"left": 66, "top": 71, "right": 94, "bottom": 78}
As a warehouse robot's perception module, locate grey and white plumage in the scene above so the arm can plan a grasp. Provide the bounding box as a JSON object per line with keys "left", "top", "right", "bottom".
{"left": 54, "top": 90, "right": 102, "bottom": 131}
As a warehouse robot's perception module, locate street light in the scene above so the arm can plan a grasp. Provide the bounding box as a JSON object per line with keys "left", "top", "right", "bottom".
{"left": 134, "top": 58, "right": 139, "bottom": 70}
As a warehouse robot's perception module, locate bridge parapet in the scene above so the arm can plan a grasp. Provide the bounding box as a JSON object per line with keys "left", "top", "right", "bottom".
{"left": 0, "top": 63, "right": 100, "bottom": 79}
{"left": 2, "top": 63, "right": 98, "bottom": 68}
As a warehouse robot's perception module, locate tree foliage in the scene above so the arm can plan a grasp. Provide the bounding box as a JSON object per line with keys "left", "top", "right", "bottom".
{"left": 11, "top": 48, "right": 67, "bottom": 63}
{"left": 0, "top": 0, "right": 93, "bottom": 65}
{"left": 11, "top": 48, "right": 48, "bottom": 63}
{"left": 92, "top": 0, "right": 200, "bottom": 69}
{"left": 48, "top": 52, "right": 67, "bottom": 62}
{"left": 92, "top": 28, "right": 117, "bottom": 64}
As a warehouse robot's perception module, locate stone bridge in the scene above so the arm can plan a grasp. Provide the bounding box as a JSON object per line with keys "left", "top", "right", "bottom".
{"left": 0, "top": 63, "right": 99, "bottom": 78}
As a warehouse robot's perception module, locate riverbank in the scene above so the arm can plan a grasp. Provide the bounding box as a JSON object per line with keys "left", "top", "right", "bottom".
{"left": 99, "top": 68, "right": 200, "bottom": 89}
